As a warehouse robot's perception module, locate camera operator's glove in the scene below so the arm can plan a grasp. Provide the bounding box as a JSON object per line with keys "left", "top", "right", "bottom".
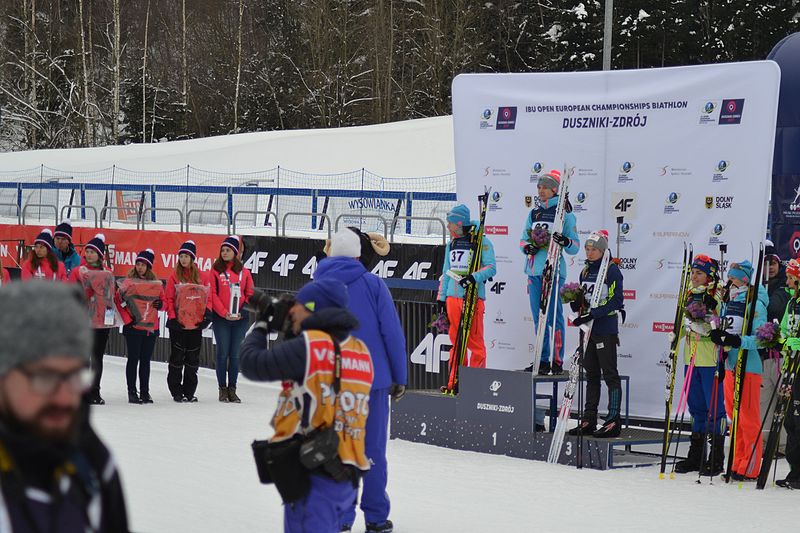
{"left": 709, "top": 329, "right": 740, "bottom": 348}
{"left": 166, "top": 318, "right": 180, "bottom": 330}
{"left": 524, "top": 243, "right": 537, "bottom": 256}
{"left": 198, "top": 310, "right": 212, "bottom": 330}
{"left": 390, "top": 384, "right": 406, "bottom": 401}
{"left": 572, "top": 313, "right": 592, "bottom": 327}
{"left": 153, "top": 298, "right": 163, "bottom": 310}
{"left": 552, "top": 232, "right": 570, "bottom": 248}
{"left": 458, "top": 274, "right": 476, "bottom": 289}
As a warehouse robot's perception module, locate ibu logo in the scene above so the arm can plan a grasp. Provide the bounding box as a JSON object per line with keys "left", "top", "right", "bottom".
{"left": 704, "top": 102, "right": 715, "bottom": 114}
{"left": 533, "top": 162, "right": 543, "bottom": 173}
{"left": 717, "top": 160, "right": 728, "bottom": 172}
{"left": 621, "top": 161, "right": 633, "bottom": 173}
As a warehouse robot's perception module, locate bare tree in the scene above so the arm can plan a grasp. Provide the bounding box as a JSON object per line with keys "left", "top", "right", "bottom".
{"left": 112, "top": 0, "right": 120, "bottom": 142}
{"left": 78, "top": 0, "right": 93, "bottom": 146}
{"left": 233, "top": 0, "right": 245, "bottom": 133}
{"left": 142, "top": 0, "right": 150, "bottom": 143}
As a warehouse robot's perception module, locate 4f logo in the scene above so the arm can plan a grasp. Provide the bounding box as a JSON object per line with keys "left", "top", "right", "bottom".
{"left": 490, "top": 281, "right": 506, "bottom": 294}
{"left": 615, "top": 198, "right": 634, "bottom": 212}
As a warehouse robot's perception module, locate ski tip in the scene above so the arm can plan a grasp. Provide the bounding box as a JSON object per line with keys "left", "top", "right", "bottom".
{"left": 669, "top": 473, "right": 675, "bottom": 480}
{"left": 659, "top": 473, "right": 665, "bottom": 480}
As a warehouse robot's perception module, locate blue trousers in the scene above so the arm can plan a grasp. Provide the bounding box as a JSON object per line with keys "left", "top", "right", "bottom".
{"left": 284, "top": 474, "right": 356, "bottom": 533}
{"left": 686, "top": 365, "right": 726, "bottom": 434}
{"left": 212, "top": 316, "right": 249, "bottom": 387}
{"left": 342, "top": 387, "right": 390, "bottom": 527}
{"left": 527, "top": 275, "right": 565, "bottom": 366}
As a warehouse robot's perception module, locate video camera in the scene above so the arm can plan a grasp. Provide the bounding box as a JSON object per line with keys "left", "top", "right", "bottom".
{"left": 247, "top": 290, "right": 295, "bottom": 334}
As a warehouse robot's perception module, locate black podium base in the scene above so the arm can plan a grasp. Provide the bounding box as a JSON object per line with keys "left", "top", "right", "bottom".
{"left": 391, "top": 367, "right": 680, "bottom": 470}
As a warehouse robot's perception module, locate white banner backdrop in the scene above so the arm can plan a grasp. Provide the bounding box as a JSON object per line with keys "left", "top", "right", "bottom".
{"left": 451, "top": 62, "right": 780, "bottom": 419}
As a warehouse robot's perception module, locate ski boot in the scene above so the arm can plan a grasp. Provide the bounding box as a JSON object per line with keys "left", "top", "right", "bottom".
{"left": 366, "top": 520, "right": 393, "bottom": 533}
{"left": 593, "top": 417, "right": 622, "bottom": 438}
{"left": 551, "top": 362, "right": 563, "bottom": 375}
{"left": 538, "top": 361, "right": 551, "bottom": 375}
{"left": 673, "top": 432, "right": 703, "bottom": 473}
{"left": 568, "top": 419, "right": 596, "bottom": 436}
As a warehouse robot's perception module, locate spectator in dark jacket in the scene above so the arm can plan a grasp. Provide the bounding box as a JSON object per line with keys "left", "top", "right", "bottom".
{"left": 0, "top": 282, "right": 129, "bottom": 532}
{"left": 315, "top": 228, "right": 406, "bottom": 533}
{"left": 762, "top": 240, "right": 788, "bottom": 453}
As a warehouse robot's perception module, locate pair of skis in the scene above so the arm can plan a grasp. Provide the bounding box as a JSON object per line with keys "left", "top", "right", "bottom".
{"left": 442, "top": 188, "right": 491, "bottom": 395}
{"left": 659, "top": 242, "right": 693, "bottom": 478}
{"left": 547, "top": 249, "right": 611, "bottom": 463}
{"left": 530, "top": 167, "right": 572, "bottom": 375}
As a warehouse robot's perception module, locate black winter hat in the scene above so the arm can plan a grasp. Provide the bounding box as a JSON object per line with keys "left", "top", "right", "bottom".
{"left": 136, "top": 248, "right": 155, "bottom": 268}
{"left": 54, "top": 219, "right": 73, "bottom": 241}
{"left": 34, "top": 228, "right": 55, "bottom": 250}
{"left": 178, "top": 240, "right": 197, "bottom": 260}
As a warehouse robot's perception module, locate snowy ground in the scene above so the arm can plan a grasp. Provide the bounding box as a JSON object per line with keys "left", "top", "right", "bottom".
{"left": 93, "top": 357, "right": 796, "bottom": 533}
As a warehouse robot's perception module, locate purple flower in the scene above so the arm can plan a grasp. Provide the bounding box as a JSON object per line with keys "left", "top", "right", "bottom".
{"left": 685, "top": 301, "right": 708, "bottom": 320}
{"left": 529, "top": 227, "right": 551, "bottom": 248}
{"left": 430, "top": 313, "right": 450, "bottom": 334}
{"left": 560, "top": 282, "right": 582, "bottom": 303}
{"left": 756, "top": 321, "right": 781, "bottom": 348}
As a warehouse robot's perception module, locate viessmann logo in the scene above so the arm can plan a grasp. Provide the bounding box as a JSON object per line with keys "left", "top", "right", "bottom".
{"left": 485, "top": 226, "right": 508, "bottom": 235}
{"left": 652, "top": 322, "right": 674, "bottom": 333}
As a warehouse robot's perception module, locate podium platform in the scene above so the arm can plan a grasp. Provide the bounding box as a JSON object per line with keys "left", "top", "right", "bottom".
{"left": 391, "top": 367, "right": 686, "bottom": 470}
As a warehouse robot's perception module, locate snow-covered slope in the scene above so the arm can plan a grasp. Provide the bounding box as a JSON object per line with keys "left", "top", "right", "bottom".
{"left": 0, "top": 116, "right": 455, "bottom": 177}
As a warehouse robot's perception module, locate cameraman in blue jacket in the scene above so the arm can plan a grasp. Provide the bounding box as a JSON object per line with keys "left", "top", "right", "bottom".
{"left": 315, "top": 228, "right": 407, "bottom": 533}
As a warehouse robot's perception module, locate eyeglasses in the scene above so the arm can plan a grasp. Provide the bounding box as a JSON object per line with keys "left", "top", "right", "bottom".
{"left": 16, "top": 366, "right": 95, "bottom": 396}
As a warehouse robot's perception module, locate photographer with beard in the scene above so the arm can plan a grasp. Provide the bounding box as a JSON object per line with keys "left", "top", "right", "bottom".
{"left": 240, "top": 279, "right": 374, "bottom": 533}
{"left": 0, "top": 282, "right": 128, "bottom": 532}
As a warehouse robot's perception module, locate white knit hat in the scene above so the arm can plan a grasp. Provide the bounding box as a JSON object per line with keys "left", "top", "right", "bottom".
{"left": 329, "top": 228, "right": 362, "bottom": 258}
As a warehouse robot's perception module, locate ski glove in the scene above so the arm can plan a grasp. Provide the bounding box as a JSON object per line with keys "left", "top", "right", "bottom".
{"left": 390, "top": 384, "right": 406, "bottom": 401}
{"left": 783, "top": 337, "right": 800, "bottom": 352}
{"left": 436, "top": 300, "right": 447, "bottom": 315}
{"left": 709, "top": 329, "right": 741, "bottom": 348}
{"left": 166, "top": 318, "right": 180, "bottom": 330}
{"left": 459, "top": 274, "right": 476, "bottom": 288}
{"left": 702, "top": 293, "right": 718, "bottom": 311}
{"left": 153, "top": 298, "right": 163, "bottom": 310}
{"left": 572, "top": 313, "right": 592, "bottom": 327}
{"left": 552, "top": 232, "right": 570, "bottom": 247}
{"left": 569, "top": 293, "right": 586, "bottom": 313}
{"left": 523, "top": 244, "right": 537, "bottom": 256}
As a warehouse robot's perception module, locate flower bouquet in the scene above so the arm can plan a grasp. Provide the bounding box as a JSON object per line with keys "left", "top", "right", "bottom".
{"left": 560, "top": 282, "right": 583, "bottom": 304}
{"left": 756, "top": 320, "right": 782, "bottom": 350}
{"left": 430, "top": 313, "right": 450, "bottom": 334}
{"left": 529, "top": 227, "right": 551, "bottom": 249}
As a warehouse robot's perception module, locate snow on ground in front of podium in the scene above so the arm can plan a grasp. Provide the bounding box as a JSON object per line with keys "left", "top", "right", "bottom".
{"left": 92, "top": 357, "right": 795, "bottom": 533}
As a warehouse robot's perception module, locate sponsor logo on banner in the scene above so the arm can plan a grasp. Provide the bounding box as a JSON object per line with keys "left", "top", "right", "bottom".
{"left": 620, "top": 322, "right": 639, "bottom": 329}
{"left": 699, "top": 101, "right": 719, "bottom": 125}
{"left": 495, "top": 254, "right": 513, "bottom": 265}
{"left": 494, "top": 310, "right": 506, "bottom": 324}
{"left": 790, "top": 231, "right": 800, "bottom": 258}
{"left": 652, "top": 230, "right": 690, "bottom": 239}
{"left": 617, "top": 257, "right": 637, "bottom": 270}
{"left": 712, "top": 160, "right": 730, "bottom": 182}
{"left": 485, "top": 225, "right": 508, "bottom": 235}
{"left": 496, "top": 106, "right": 517, "bottom": 130}
{"left": 652, "top": 322, "right": 674, "bottom": 333}
{"left": 484, "top": 166, "right": 511, "bottom": 178}
{"left": 577, "top": 167, "right": 599, "bottom": 178}
{"left": 619, "top": 352, "right": 633, "bottom": 359}
{"left": 618, "top": 161, "right": 635, "bottom": 183}
{"left": 657, "top": 351, "right": 670, "bottom": 368}
{"left": 618, "top": 222, "right": 633, "bottom": 244}
{"left": 529, "top": 162, "right": 546, "bottom": 183}
{"left": 623, "top": 290, "right": 636, "bottom": 300}
{"left": 664, "top": 192, "right": 681, "bottom": 215}
{"left": 489, "top": 380, "right": 502, "bottom": 395}
{"left": 649, "top": 292, "right": 678, "bottom": 300}
{"left": 659, "top": 165, "right": 692, "bottom": 177}
{"left": 409, "top": 333, "right": 451, "bottom": 373}
{"left": 780, "top": 184, "right": 800, "bottom": 220}
{"left": 705, "top": 195, "right": 733, "bottom": 209}
{"left": 524, "top": 195, "right": 533, "bottom": 207}
{"left": 480, "top": 108, "right": 495, "bottom": 129}
{"left": 709, "top": 223, "right": 726, "bottom": 246}
{"left": 611, "top": 192, "right": 637, "bottom": 219}
{"left": 719, "top": 99, "right": 745, "bottom": 125}
{"left": 654, "top": 259, "right": 684, "bottom": 270}
{"left": 573, "top": 191, "right": 589, "bottom": 213}
{"left": 490, "top": 281, "right": 506, "bottom": 294}
{"left": 489, "top": 191, "right": 503, "bottom": 211}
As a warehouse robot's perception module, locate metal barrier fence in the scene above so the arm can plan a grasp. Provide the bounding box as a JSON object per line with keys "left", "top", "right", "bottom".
{"left": 0, "top": 165, "right": 456, "bottom": 238}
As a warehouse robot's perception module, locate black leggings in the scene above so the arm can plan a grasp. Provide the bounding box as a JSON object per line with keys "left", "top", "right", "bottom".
{"left": 581, "top": 334, "right": 621, "bottom": 422}
{"left": 167, "top": 328, "right": 203, "bottom": 398}
{"left": 90, "top": 328, "right": 111, "bottom": 396}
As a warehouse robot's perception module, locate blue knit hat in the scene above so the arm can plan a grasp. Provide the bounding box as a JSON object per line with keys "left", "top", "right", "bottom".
{"left": 178, "top": 240, "right": 197, "bottom": 260}
{"left": 296, "top": 279, "right": 348, "bottom": 312}
{"left": 728, "top": 260, "right": 753, "bottom": 283}
{"left": 54, "top": 219, "right": 73, "bottom": 241}
{"left": 692, "top": 254, "right": 718, "bottom": 280}
{"left": 85, "top": 233, "right": 106, "bottom": 259}
{"left": 34, "top": 228, "right": 54, "bottom": 250}
{"left": 136, "top": 248, "right": 155, "bottom": 268}
{"left": 221, "top": 235, "right": 241, "bottom": 256}
{"left": 446, "top": 204, "right": 471, "bottom": 227}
